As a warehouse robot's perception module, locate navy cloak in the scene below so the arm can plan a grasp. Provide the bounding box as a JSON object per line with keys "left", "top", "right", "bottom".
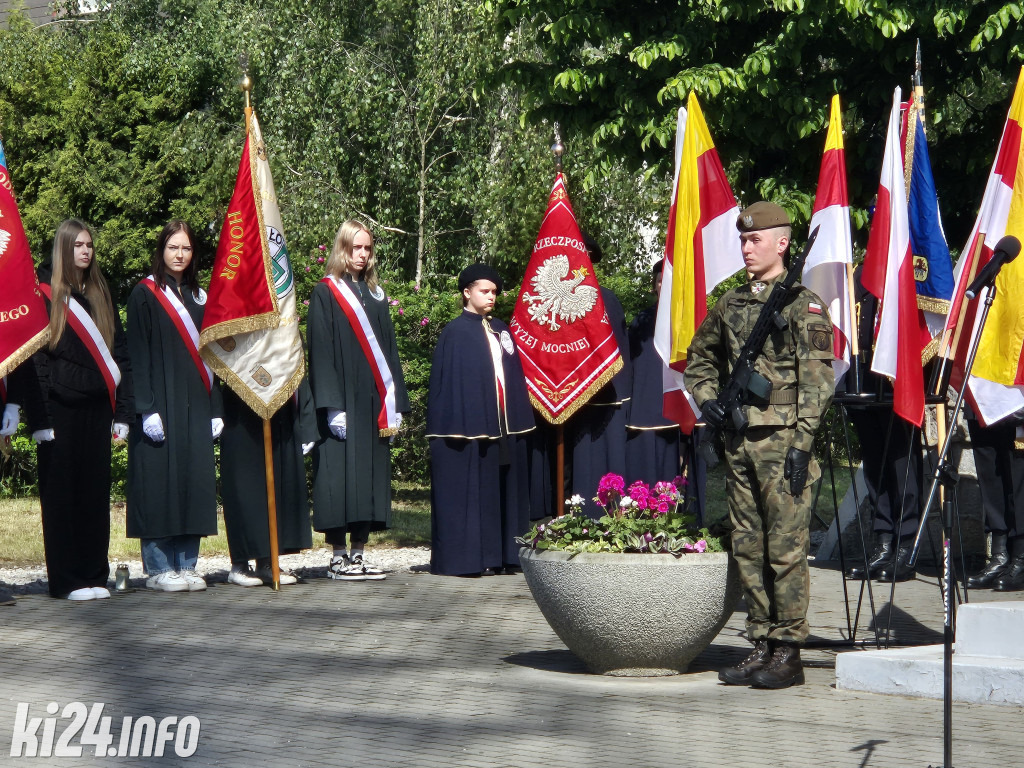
{"left": 427, "top": 310, "right": 535, "bottom": 575}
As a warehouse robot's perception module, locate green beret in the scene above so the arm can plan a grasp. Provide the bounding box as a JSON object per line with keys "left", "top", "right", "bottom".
{"left": 737, "top": 201, "right": 791, "bottom": 232}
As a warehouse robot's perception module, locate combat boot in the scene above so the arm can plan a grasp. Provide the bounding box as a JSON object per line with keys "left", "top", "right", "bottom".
{"left": 847, "top": 533, "right": 893, "bottom": 580}
{"left": 718, "top": 639, "right": 771, "bottom": 685}
{"left": 967, "top": 532, "right": 1009, "bottom": 589}
{"left": 994, "top": 538, "right": 1024, "bottom": 592}
{"left": 750, "top": 642, "right": 804, "bottom": 689}
{"left": 877, "top": 540, "right": 916, "bottom": 582}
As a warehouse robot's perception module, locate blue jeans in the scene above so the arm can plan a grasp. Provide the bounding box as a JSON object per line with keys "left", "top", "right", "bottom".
{"left": 142, "top": 536, "right": 201, "bottom": 575}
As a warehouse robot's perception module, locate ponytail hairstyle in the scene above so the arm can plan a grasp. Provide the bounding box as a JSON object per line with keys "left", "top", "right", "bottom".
{"left": 150, "top": 219, "right": 200, "bottom": 295}
{"left": 47, "top": 219, "right": 116, "bottom": 350}
{"left": 325, "top": 220, "right": 379, "bottom": 294}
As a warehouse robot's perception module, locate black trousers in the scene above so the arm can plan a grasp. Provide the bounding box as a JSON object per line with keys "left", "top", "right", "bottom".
{"left": 967, "top": 417, "right": 1024, "bottom": 537}
{"left": 37, "top": 396, "right": 112, "bottom": 597}
{"left": 847, "top": 405, "right": 922, "bottom": 538}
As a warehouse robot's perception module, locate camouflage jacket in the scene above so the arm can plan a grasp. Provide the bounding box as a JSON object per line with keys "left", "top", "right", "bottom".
{"left": 684, "top": 271, "right": 836, "bottom": 452}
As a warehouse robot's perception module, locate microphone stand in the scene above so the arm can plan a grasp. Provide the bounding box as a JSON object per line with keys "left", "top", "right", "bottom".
{"left": 909, "top": 282, "right": 998, "bottom": 768}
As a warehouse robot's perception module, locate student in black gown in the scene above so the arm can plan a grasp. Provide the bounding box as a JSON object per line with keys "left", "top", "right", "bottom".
{"left": 34, "top": 219, "right": 133, "bottom": 601}
{"left": 427, "top": 264, "right": 535, "bottom": 576}
{"left": 308, "top": 220, "right": 409, "bottom": 581}
{"left": 221, "top": 378, "right": 316, "bottom": 587}
{"left": 126, "top": 220, "right": 221, "bottom": 593}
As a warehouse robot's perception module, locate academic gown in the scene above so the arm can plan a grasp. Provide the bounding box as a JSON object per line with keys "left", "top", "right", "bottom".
{"left": 308, "top": 276, "right": 409, "bottom": 534}
{"left": 5, "top": 358, "right": 50, "bottom": 432}
{"left": 219, "top": 379, "right": 316, "bottom": 561}
{"left": 427, "top": 310, "right": 535, "bottom": 575}
{"left": 33, "top": 267, "right": 133, "bottom": 597}
{"left": 567, "top": 286, "right": 631, "bottom": 518}
{"left": 125, "top": 276, "right": 220, "bottom": 540}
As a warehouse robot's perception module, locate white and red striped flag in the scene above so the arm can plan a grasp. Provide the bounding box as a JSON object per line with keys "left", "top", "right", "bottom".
{"left": 654, "top": 95, "right": 743, "bottom": 433}
{"left": 942, "top": 68, "right": 1024, "bottom": 425}
{"left": 862, "top": 87, "right": 927, "bottom": 426}
{"left": 803, "top": 94, "right": 854, "bottom": 383}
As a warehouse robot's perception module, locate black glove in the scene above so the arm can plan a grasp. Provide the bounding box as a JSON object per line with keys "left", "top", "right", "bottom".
{"left": 784, "top": 447, "right": 811, "bottom": 495}
{"left": 701, "top": 400, "right": 726, "bottom": 429}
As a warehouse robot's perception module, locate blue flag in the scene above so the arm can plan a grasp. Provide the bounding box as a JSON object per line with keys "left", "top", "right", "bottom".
{"left": 905, "top": 111, "right": 953, "bottom": 315}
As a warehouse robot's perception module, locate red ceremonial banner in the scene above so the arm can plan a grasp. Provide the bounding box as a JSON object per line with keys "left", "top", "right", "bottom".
{"left": 511, "top": 173, "right": 622, "bottom": 424}
{"left": 201, "top": 133, "right": 277, "bottom": 336}
{"left": 0, "top": 139, "right": 48, "bottom": 378}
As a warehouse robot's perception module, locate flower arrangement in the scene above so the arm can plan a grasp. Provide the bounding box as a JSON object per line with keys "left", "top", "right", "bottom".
{"left": 520, "top": 473, "right": 725, "bottom": 556}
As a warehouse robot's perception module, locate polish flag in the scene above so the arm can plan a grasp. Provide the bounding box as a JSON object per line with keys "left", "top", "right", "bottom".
{"left": 653, "top": 94, "right": 742, "bottom": 433}
{"left": 803, "top": 94, "right": 854, "bottom": 383}
{"left": 863, "top": 87, "right": 925, "bottom": 426}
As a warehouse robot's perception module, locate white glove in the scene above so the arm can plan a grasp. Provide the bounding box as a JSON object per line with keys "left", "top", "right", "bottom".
{"left": 302, "top": 441, "right": 315, "bottom": 455}
{"left": 395, "top": 413, "right": 403, "bottom": 429}
{"left": 211, "top": 417, "right": 224, "bottom": 440}
{"left": 328, "top": 409, "right": 347, "bottom": 440}
{"left": 32, "top": 429, "right": 55, "bottom": 443}
{"left": 1, "top": 403, "right": 20, "bottom": 437}
{"left": 112, "top": 423, "right": 129, "bottom": 441}
{"left": 143, "top": 412, "right": 165, "bottom": 443}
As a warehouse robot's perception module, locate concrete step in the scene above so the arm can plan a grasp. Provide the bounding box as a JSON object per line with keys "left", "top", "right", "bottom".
{"left": 835, "top": 601, "right": 1024, "bottom": 706}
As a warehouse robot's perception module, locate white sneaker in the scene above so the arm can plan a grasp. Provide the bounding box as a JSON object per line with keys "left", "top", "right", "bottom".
{"left": 146, "top": 572, "right": 188, "bottom": 592}
{"left": 254, "top": 565, "right": 297, "bottom": 586}
{"left": 351, "top": 554, "right": 386, "bottom": 581}
{"left": 228, "top": 566, "right": 263, "bottom": 587}
{"left": 327, "top": 555, "right": 366, "bottom": 581}
{"left": 67, "top": 587, "right": 96, "bottom": 601}
{"left": 91, "top": 587, "right": 111, "bottom": 599}
{"left": 179, "top": 570, "right": 207, "bottom": 591}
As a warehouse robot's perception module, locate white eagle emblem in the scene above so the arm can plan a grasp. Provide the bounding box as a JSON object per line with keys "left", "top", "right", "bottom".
{"left": 0, "top": 229, "right": 11, "bottom": 255}
{"left": 521, "top": 254, "right": 598, "bottom": 331}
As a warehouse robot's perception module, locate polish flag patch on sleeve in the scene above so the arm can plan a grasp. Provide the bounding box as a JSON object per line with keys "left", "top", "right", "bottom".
{"left": 808, "top": 302, "right": 823, "bottom": 315}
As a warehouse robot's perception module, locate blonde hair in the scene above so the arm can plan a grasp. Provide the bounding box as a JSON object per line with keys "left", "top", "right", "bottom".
{"left": 325, "top": 220, "right": 379, "bottom": 293}
{"left": 47, "top": 219, "right": 116, "bottom": 350}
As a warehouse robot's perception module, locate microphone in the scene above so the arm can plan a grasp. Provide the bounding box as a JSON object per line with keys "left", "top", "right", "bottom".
{"left": 965, "top": 235, "right": 1022, "bottom": 299}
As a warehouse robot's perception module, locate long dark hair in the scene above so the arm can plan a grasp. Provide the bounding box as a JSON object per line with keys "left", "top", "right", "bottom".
{"left": 150, "top": 220, "right": 200, "bottom": 294}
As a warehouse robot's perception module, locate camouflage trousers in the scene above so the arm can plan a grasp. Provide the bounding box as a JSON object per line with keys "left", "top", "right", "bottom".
{"left": 724, "top": 426, "right": 819, "bottom": 644}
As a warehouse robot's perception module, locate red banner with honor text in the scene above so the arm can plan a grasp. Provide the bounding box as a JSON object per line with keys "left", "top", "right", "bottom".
{"left": 0, "top": 137, "right": 48, "bottom": 378}
{"left": 510, "top": 173, "right": 622, "bottom": 424}
{"left": 199, "top": 111, "right": 304, "bottom": 420}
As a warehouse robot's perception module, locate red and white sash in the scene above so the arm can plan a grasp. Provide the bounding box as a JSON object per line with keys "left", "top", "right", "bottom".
{"left": 39, "top": 283, "right": 121, "bottom": 410}
{"left": 141, "top": 277, "right": 213, "bottom": 393}
{"left": 323, "top": 277, "right": 399, "bottom": 436}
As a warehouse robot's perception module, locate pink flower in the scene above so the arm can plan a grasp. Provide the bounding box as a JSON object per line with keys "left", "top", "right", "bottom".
{"left": 657, "top": 497, "right": 670, "bottom": 514}
{"left": 303, "top": 300, "right": 309, "bottom": 306}
{"left": 317, "top": 256, "right": 325, "bottom": 264}
{"left": 305, "top": 266, "right": 311, "bottom": 272}
{"left": 390, "top": 299, "right": 400, "bottom": 306}
{"left": 398, "top": 308, "right": 404, "bottom": 316}
{"left": 695, "top": 539, "right": 707, "bottom": 553}
{"left": 318, "top": 244, "right": 326, "bottom": 251}
{"left": 582, "top": 528, "right": 588, "bottom": 535}
{"left": 414, "top": 285, "right": 420, "bottom": 292}
{"left": 597, "top": 473, "right": 625, "bottom": 494}
{"left": 420, "top": 317, "right": 429, "bottom": 326}
{"left": 673, "top": 475, "right": 687, "bottom": 488}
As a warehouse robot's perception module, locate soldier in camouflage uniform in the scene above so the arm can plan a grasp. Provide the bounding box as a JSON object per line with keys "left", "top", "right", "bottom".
{"left": 685, "top": 201, "right": 835, "bottom": 689}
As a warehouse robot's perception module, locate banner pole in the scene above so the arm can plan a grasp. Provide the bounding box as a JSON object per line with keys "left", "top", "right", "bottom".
{"left": 263, "top": 418, "right": 281, "bottom": 591}
{"left": 556, "top": 424, "right": 565, "bottom": 517}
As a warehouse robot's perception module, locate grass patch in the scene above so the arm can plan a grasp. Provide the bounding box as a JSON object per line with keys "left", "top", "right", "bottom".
{"left": 0, "top": 481, "right": 432, "bottom": 568}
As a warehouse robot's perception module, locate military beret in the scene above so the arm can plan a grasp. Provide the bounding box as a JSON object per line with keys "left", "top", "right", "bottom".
{"left": 581, "top": 231, "right": 604, "bottom": 264}
{"left": 737, "top": 201, "right": 791, "bottom": 232}
{"left": 652, "top": 258, "right": 664, "bottom": 278}
{"left": 458, "top": 263, "right": 503, "bottom": 293}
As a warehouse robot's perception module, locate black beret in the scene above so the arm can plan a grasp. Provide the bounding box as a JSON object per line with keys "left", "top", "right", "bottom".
{"left": 581, "top": 231, "right": 603, "bottom": 264}
{"left": 458, "top": 263, "right": 503, "bottom": 293}
{"left": 737, "top": 201, "right": 791, "bottom": 232}
{"left": 652, "top": 258, "right": 664, "bottom": 278}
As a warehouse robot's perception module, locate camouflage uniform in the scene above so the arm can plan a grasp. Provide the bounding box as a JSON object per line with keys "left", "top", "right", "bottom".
{"left": 685, "top": 272, "right": 835, "bottom": 644}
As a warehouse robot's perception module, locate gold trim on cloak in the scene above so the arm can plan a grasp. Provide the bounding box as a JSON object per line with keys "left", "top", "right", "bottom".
{"left": 531, "top": 355, "right": 624, "bottom": 425}
{"left": 0, "top": 327, "right": 49, "bottom": 379}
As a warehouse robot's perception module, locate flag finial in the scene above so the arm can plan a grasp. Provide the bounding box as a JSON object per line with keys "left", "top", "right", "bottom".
{"left": 238, "top": 53, "right": 252, "bottom": 113}
{"left": 551, "top": 123, "right": 564, "bottom": 172}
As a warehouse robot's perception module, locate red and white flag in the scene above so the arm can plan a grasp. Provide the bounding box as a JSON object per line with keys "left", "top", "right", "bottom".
{"left": 199, "top": 110, "right": 304, "bottom": 419}
{"left": 863, "top": 87, "right": 927, "bottom": 427}
{"left": 510, "top": 173, "right": 622, "bottom": 424}
{"left": 803, "top": 94, "right": 854, "bottom": 383}
{"left": 0, "top": 137, "right": 48, "bottom": 378}
{"left": 653, "top": 95, "right": 742, "bottom": 433}
{"left": 941, "top": 68, "right": 1024, "bottom": 425}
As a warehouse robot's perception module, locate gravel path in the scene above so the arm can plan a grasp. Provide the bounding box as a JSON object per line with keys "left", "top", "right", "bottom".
{"left": 0, "top": 546, "right": 432, "bottom": 594}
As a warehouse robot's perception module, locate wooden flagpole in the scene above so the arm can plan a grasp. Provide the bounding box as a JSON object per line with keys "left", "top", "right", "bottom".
{"left": 241, "top": 57, "right": 280, "bottom": 590}
{"left": 552, "top": 127, "right": 567, "bottom": 517}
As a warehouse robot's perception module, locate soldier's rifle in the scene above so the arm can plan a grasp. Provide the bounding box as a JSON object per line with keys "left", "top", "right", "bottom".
{"left": 697, "top": 225, "right": 820, "bottom": 467}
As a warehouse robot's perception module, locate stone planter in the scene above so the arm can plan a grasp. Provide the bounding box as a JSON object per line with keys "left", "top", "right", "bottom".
{"left": 519, "top": 548, "right": 741, "bottom": 676}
